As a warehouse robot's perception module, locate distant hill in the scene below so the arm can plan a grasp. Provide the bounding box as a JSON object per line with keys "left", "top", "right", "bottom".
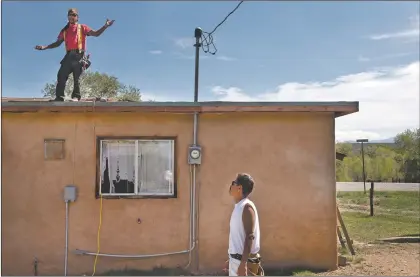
{"left": 344, "top": 137, "right": 395, "bottom": 144}
{"left": 370, "top": 137, "right": 395, "bottom": 143}
{"left": 338, "top": 137, "right": 397, "bottom": 154}
{"left": 349, "top": 141, "right": 397, "bottom": 153}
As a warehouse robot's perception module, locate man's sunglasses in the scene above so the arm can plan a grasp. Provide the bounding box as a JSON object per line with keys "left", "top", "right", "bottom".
{"left": 68, "top": 13, "right": 78, "bottom": 17}
{"left": 229, "top": 180, "right": 241, "bottom": 192}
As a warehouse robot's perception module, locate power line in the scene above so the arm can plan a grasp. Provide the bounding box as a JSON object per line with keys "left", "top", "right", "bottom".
{"left": 200, "top": 1, "right": 244, "bottom": 55}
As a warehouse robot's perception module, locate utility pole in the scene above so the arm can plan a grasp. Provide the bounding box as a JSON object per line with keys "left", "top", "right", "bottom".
{"left": 356, "top": 139, "right": 369, "bottom": 193}
{"left": 190, "top": 27, "right": 202, "bottom": 274}
{"left": 194, "top": 27, "right": 202, "bottom": 102}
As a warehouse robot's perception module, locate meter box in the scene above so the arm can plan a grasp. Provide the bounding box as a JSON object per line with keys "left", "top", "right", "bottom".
{"left": 188, "top": 145, "right": 202, "bottom": 165}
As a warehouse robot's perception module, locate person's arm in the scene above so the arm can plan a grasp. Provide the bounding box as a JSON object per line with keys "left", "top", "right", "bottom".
{"left": 237, "top": 204, "right": 256, "bottom": 275}
{"left": 35, "top": 31, "right": 64, "bottom": 50}
{"left": 44, "top": 38, "right": 64, "bottom": 49}
{"left": 86, "top": 19, "right": 115, "bottom": 37}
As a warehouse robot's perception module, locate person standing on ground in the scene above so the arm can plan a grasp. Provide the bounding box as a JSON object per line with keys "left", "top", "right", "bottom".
{"left": 227, "top": 173, "right": 263, "bottom": 276}
{"left": 35, "top": 8, "right": 114, "bottom": 101}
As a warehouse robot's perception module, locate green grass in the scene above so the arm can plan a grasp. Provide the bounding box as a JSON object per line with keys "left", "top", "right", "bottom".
{"left": 337, "top": 191, "right": 420, "bottom": 215}
{"left": 291, "top": 269, "right": 317, "bottom": 276}
{"left": 341, "top": 212, "right": 420, "bottom": 242}
{"left": 338, "top": 191, "right": 419, "bottom": 243}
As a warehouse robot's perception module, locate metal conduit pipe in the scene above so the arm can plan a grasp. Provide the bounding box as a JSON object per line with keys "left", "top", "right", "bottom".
{"left": 73, "top": 243, "right": 196, "bottom": 259}
{"left": 64, "top": 201, "right": 69, "bottom": 276}
{"left": 63, "top": 185, "right": 77, "bottom": 276}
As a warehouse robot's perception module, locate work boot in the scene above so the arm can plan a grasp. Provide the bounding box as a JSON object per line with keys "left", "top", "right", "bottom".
{"left": 52, "top": 96, "right": 65, "bottom": 102}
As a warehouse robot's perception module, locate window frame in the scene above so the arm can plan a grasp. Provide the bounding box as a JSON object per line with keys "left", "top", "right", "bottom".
{"left": 95, "top": 136, "right": 177, "bottom": 199}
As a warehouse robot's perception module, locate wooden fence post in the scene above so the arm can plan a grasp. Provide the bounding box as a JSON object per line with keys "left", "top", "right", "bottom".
{"left": 369, "top": 181, "right": 374, "bottom": 216}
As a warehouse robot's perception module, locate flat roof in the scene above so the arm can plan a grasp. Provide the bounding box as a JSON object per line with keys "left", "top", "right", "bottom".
{"left": 1, "top": 98, "right": 358, "bottom": 117}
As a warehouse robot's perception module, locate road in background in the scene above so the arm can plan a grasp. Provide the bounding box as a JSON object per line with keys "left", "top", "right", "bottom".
{"left": 337, "top": 182, "right": 420, "bottom": 191}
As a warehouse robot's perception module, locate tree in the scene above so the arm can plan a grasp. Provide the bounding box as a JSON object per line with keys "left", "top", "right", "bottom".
{"left": 394, "top": 128, "right": 420, "bottom": 182}
{"left": 335, "top": 129, "right": 420, "bottom": 183}
{"left": 336, "top": 143, "right": 353, "bottom": 156}
{"left": 41, "top": 71, "right": 141, "bottom": 101}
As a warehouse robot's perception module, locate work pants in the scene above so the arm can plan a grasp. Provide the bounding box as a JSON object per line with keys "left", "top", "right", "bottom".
{"left": 55, "top": 51, "right": 84, "bottom": 101}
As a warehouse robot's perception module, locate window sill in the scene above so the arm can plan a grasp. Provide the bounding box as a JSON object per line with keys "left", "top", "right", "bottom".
{"left": 95, "top": 194, "right": 177, "bottom": 200}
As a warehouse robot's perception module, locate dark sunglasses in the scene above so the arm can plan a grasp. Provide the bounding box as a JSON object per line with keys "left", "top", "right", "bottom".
{"left": 232, "top": 180, "right": 243, "bottom": 187}
{"left": 68, "top": 13, "right": 78, "bottom": 17}
{"left": 229, "top": 180, "right": 241, "bottom": 192}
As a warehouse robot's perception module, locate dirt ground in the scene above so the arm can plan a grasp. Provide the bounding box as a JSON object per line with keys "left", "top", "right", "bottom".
{"left": 319, "top": 243, "right": 420, "bottom": 276}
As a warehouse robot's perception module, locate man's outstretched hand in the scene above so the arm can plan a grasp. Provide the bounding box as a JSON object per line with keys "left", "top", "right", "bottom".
{"left": 34, "top": 45, "right": 46, "bottom": 50}
{"left": 105, "top": 19, "right": 115, "bottom": 27}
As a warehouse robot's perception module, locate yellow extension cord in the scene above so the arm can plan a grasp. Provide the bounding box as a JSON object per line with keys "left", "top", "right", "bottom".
{"left": 92, "top": 194, "right": 103, "bottom": 276}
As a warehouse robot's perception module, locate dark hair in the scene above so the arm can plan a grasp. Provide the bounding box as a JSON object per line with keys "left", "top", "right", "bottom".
{"left": 68, "top": 8, "right": 78, "bottom": 15}
{"left": 235, "top": 173, "right": 254, "bottom": 197}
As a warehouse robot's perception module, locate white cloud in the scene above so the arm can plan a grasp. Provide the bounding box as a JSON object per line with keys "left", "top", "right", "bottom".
{"left": 358, "top": 56, "right": 371, "bottom": 62}
{"left": 141, "top": 92, "right": 174, "bottom": 102}
{"left": 211, "top": 61, "right": 420, "bottom": 142}
{"left": 174, "top": 37, "right": 195, "bottom": 49}
{"left": 358, "top": 52, "right": 414, "bottom": 63}
{"left": 149, "top": 50, "right": 162, "bottom": 55}
{"left": 369, "top": 14, "right": 419, "bottom": 41}
{"left": 172, "top": 51, "right": 235, "bottom": 62}
{"left": 216, "top": 55, "right": 236, "bottom": 61}
{"left": 173, "top": 52, "right": 209, "bottom": 60}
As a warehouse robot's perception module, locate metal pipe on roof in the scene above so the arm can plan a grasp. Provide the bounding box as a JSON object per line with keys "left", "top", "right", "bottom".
{"left": 194, "top": 28, "right": 201, "bottom": 103}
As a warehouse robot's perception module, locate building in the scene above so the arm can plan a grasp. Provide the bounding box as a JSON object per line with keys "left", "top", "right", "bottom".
{"left": 1, "top": 98, "right": 359, "bottom": 275}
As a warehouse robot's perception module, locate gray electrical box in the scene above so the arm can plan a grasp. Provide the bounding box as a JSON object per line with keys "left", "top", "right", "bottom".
{"left": 64, "top": 185, "right": 77, "bottom": 202}
{"left": 188, "top": 145, "right": 202, "bottom": 165}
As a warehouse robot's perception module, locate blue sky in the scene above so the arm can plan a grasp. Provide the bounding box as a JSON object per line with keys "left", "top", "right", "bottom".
{"left": 1, "top": 1, "right": 419, "bottom": 141}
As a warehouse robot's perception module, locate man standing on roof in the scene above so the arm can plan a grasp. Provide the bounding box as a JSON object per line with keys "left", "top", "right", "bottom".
{"left": 35, "top": 8, "right": 115, "bottom": 101}
{"left": 227, "top": 173, "right": 263, "bottom": 276}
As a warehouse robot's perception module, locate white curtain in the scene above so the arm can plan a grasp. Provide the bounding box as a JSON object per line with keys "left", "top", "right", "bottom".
{"left": 138, "top": 140, "right": 174, "bottom": 194}
{"left": 106, "top": 141, "right": 135, "bottom": 193}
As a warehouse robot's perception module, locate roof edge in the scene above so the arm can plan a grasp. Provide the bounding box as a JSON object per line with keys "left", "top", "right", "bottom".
{"left": 1, "top": 99, "right": 359, "bottom": 116}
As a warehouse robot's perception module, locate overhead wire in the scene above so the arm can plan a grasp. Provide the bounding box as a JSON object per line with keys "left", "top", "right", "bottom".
{"left": 200, "top": 1, "right": 244, "bottom": 55}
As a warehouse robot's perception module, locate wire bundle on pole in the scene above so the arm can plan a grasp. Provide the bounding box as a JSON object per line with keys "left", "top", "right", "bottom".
{"left": 200, "top": 1, "right": 244, "bottom": 55}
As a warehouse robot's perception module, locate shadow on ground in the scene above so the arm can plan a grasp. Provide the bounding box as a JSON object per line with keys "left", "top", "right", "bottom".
{"left": 100, "top": 266, "right": 324, "bottom": 276}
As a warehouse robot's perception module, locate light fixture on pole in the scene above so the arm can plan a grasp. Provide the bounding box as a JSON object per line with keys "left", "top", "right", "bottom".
{"left": 356, "top": 138, "right": 369, "bottom": 193}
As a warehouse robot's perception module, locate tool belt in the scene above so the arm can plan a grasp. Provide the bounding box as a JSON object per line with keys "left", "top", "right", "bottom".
{"left": 79, "top": 54, "right": 91, "bottom": 71}
{"left": 230, "top": 253, "right": 265, "bottom": 276}
{"left": 62, "top": 50, "right": 91, "bottom": 71}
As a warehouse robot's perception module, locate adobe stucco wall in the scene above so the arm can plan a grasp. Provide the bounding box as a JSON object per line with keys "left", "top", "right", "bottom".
{"left": 1, "top": 111, "right": 336, "bottom": 275}
{"left": 197, "top": 113, "right": 337, "bottom": 271}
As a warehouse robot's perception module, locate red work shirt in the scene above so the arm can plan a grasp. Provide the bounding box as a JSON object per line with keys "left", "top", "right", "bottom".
{"left": 58, "top": 23, "right": 92, "bottom": 51}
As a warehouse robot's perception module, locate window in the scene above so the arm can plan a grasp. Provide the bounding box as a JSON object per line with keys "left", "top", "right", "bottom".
{"left": 97, "top": 138, "right": 176, "bottom": 198}
{"left": 44, "top": 139, "right": 65, "bottom": 160}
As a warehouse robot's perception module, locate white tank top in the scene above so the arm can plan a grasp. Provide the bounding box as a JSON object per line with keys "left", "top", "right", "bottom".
{"left": 228, "top": 198, "right": 260, "bottom": 255}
